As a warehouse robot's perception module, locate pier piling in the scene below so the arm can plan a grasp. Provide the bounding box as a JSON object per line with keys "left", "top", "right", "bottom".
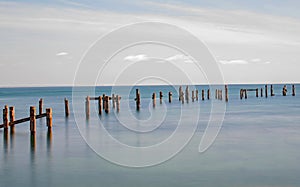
{"left": 9, "top": 106, "right": 15, "bottom": 133}
{"left": 168, "top": 92, "right": 172, "bottom": 103}
{"left": 64, "top": 98, "right": 70, "bottom": 117}
{"left": 30, "top": 106, "right": 36, "bottom": 135}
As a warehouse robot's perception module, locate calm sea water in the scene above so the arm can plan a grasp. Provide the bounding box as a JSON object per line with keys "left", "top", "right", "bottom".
{"left": 0, "top": 84, "right": 300, "bottom": 187}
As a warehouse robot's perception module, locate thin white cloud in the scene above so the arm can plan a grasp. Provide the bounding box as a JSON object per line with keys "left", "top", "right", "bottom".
{"left": 56, "top": 52, "right": 68, "bottom": 56}
{"left": 251, "top": 58, "right": 261, "bottom": 62}
{"left": 165, "top": 54, "right": 194, "bottom": 63}
{"left": 124, "top": 54, "right": 149, "bottom": 62}
{"left": 219, "top": 59, "right": 248, "bottom": 65}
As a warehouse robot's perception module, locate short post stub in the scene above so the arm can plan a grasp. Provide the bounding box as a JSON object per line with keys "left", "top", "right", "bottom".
{"left": 46, "top": 108, "right": 52, "bottom": 131}
{"left": 3, "top": 105, "right": 9, "bottom": 132}
{"left": 39, "top": 98, "right": 43, "bottom": 115}
{"left": 9, "top": 106, "right": 15, "bottom": 133}
{"left": 64, "top": 98, "right": 70, "bottom": 117}
{"left": 168, "top": 92, "right": 172, "bottom": 103}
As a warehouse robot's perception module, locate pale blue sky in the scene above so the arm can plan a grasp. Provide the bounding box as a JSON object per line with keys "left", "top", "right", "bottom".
{"left": 0, "top": 0, "right": 299, "bottom": 86}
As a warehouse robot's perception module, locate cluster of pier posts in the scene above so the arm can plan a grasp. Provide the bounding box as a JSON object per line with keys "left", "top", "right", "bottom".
{"left": 240, "top": 84, "right": 295, "bottom": 99}
{"left": 0, "top": 99, "right": 52, "bottom": 135}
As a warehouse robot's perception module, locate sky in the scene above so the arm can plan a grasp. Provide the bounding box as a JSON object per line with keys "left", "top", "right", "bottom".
{"left": 0, "top": 0, "right": 300, "bottom": 86}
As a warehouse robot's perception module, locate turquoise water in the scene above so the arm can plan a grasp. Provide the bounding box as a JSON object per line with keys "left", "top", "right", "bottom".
{"left": 0, "top": 85, "right": 300, "bottom": 187}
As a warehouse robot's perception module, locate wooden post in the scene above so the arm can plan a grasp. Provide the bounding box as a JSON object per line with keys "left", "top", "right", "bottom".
{"left": 271, "top": 85, "right": 275, "bottom": 96}
{"left": 102, "top": 94, "right": 106, "bottom": 109}
{"left": 85, "top": 96, "right": 90, "bottom": 118}
{"left": 195, "top": 90, "right": 198, "bottom": 101}
{"left": 240, "top": 89, "right": 243, "bottom": 100}
{"left": 64, "top": 98, "right": 70, "bottom": 117}
{"left": 46, "top": 108, "right": 52, "bottom": 131}
{"left": 282, "top": 85, "right": 287, "bottom": 96}
{"left": 3, "top": 105, "right": 9, "bottom": 132}
{"left": 225, "top": 85, "right": 228, "bottom": 102}
{"left": 220, "top": 90, "right": 223, "bottom": 100}
{"left": 180, "top": 90, "right": 184, "bottom": 104}
{"left": 152, "top": 93, "right": 156, "bottom": 107}
{"left": 112, "top": 94, "right": 116, "bottom": 108}
{"left": 135, "top": 89, "right": 140, "bottom": 111}
{"left": 192, "top": 90, "right": 195, "bottom": 102}
{"left": 256, "top": 88, "right": 259, "bottom": 97}
{"left": 168, "top": 92, "right": 172, "bottom": 103}
{"left": 159, "top": 91, "right": 163, "bottom": 104}
{"left": 201, "top": 90, "right": 205, "bottom": 101}
{"left": 244, "top": 90, "right": 248, "bottom": 99}
{"left": 207, "top": 89, "right": 210, "bottom": 100}
{"left": 39, "top": 98, "right": 43, "bottom": 115}
{"left": 98, "top": 96, "right": 102, "bottom": 115}
{"left": 179, "top": 86, "right": 182, "bottom": 101}
{"left": 215, "top": 89, "right": 218, "bottom": 99}
{"left": 185, "top": 86, "right": 189, "bottom": 103}
{"left": 9, "top": 106, "right": 15, "bottom": 133}
{"left": 265, "top": 85, "right": 268, "bottom": 98}
{"left": 104, "top": 96, "right": 110, "bottom": 113}
{"left": 116, "top": 95, "right": 120, "bottom": 112}
{"left": 261, "top": 88, "right": 263, "bottom": 97}
{"left": 30, "top": 106, "right": 36, "bottom": 135}
{"left": 292, "top": 85, "right": 296, "bottom": 96}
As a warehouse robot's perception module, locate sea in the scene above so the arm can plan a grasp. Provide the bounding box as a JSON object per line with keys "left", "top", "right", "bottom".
{"left": 0, "top": 84, "right": 300, "bottom": 187}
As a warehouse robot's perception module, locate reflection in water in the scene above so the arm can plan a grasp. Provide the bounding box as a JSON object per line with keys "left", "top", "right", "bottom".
{"left": 3, "top": 131, "right": 9, "bottom": 157}
{"left": 10, "top": 129, "right": 15, "bottom": 151}
{"left": 47, "top": 130, "right": 52, "bottom": 155}
{"left": 30, "top": 133, "right": 36, "bottom": 187}
{"left": 30, "top": 134, "right": 36, "bottom": 155}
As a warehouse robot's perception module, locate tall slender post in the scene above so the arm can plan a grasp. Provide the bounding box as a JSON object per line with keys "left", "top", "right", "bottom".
{"left": 3, "top": 105, "right": 9, "bottom": 133}
{"left": 9, "top": 106, "right": 15, "bottom": 133}
{"left": 116, "top": 95, "right": 121, "bottom": 112}
{"left": 265, "top": 85, "right": 268, "bottom": 98}
{"left": 98, "top": 96, "right": 102, "bottom": 115}
{"left": 195, "top": 90, "right": 199, "bottom": 101}
{"left": 207, "top": 89, "right": 210, "bottom": 100}
{"left": 104, "top": 96, "right": 110, "bottom": 113}
{"left": 192, "top": 90, "right": 195, "bottom": 102}
{"left": 159, "top": 91, "right": 163, "bottom": 104}
{"left": 240, "top": 89, "right": 243, "bottom": 100}
{"left": 225, "top": 85, "right": 228, "bottom": 102}
{"left": 64, "top": 98, "right": 70, "bottom": 117}
{"left": 152, "top": 93, "right": 156, "bottom": 107}
{"left": 261, "top": 88, "right": 263, "bottom": 97}
{"left": 85, "top": 96, "right": 90, "bottom": 118}
{"left": 102, "top": 94, "right": 106, "bottom": 109}
{"left": 244, "top": 90, "right": 248, "bottom": 99}
{"left": 185, "top": 86, "right": 189, "bottom": 103}
{"left": 46, "top": 108, "right": 52, "bottom": 131}
{"left": 292, "top": 85, "right": 296, "bottom": 96}
{"left": 282, "top": 85, "right": 287, "bottom": 96}
{"left": 168, "top": 92, "right": 172, "bottom": 103}
{"left": 256, "top": 88, "right": 259, "bottom": 97}
{"left": 39, "top": 98, "right": 43, "bottom": 115}
{"left": 30, "top": 106, "right": 36, "bottom": 135}
{"left": 271, "top": 85, "right": 274, "bottom": 96}
{"left": 179, "top": 86, "right": 182, "bottom": 101}
{"left": 215, "top": 89, "right": 218, "bottom": 99}
{"left": 112, "top": 94, "right": 116, "bottom": 108}
{"left": 220, "top": 90, "right": 223, "bottom": 100}
{"left": 135, "top": 89, "right": 140, "bottom": 111}
{"left": 201, "top": 90, "right": 205, "bottom": 101}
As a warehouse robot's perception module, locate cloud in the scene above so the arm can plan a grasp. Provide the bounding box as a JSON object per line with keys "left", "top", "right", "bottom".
{"left": 220, "top": 59, "right": 271, "bottom": 65}
{"left": 165, "top": 54, "right": 194, "bottom": 63}
{"left": 124, "top": 54, "right": 149, "bottom": 62}
{"left": 56, "top": 52, "right": 68, "bottom": 56}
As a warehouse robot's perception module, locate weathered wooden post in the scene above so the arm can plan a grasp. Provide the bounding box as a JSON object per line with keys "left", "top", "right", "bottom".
{"left": 244, "top": 89, "right": 248, "bottom": 99}
{"left": 135, "top": 89, "right": 140, "bottom": 111}
{"left": 180, "top": 90, "right": 184, "bottom": 104}
{"left": 271, "top": 85, "right": 275, "bottom": 96}
{"left": 282, "top": 85, "right": 287, "bottom": 96}
{"left": 30, "top": 106, "right": 36, "bottom": 135}
{"left": 292, "top": 85, "right": 296, "bottom": 96}
{"left": 9, "top": 106, "right": 15, "bottom": 133}
{"left": 207, "top": 89, "right": 210, "bottom": 100}
{"left": 240, "top": 89, "right": 243, "bottom": 100}
{"left": 152, "top": 93, "right": 156, "bottom": 107}
{"left": 265, "top": 85, "right": 268, "bottom": 98}
{"left": 39, "top": 98, "right": 43, "bottom": 115}
{"left": 116, "top": 95, "right": 121, "bottom": 112}
{"left": 256, "top": 88, "right": 259, "bottom": 97}
{"left": 85, "top": 96, "right": 90, "bottom": 118}
{"left": 192, "top": 90, "right": 195, "bottom": 102}
{"left": 261, "top": 88, "right": 263, "bottom": 97}
{"left": 159, "top": 91, "right": 163, "bottom": 104}
{"left": 185, "top": 86, "right": 189, "bottom": 103}
{"left": 179, "top": 86, "right": 182, "bottom": 101}
{"left": 195, "top": 89, "right": 199, "bottom": 101}
{"left": 98, "top": 96, "right": 102, "bottom": 115}
{"left": 220, "top": 90, "right": 223, "bottom": 100}
{"left": 104, "top": 96, "right": 110, "bottom": 113}
{"left": 112, "top": 94, "right": 116, "bottom": 108}
{"left": 168, "top": 92, "right": 172, "bottom": 103}
{"left": 3, "top": 105, "right": 9, "bottom": 132}
{"left": 102, "top": 94, "right": 106, "bottom": 110}
{"left": 64, "top": 98, "right": 70, "bottom": 117}
{"left": 225, "top": 85, "right": 228, "bottom": 102}
{"left": 46, "top": 108, "right": 52, "bottom": 131}
{"left": 201, "top": 90, "right": 205, "bottom": 101}
{"left": 215, "top": 89, "right": 218, "bottom": 99}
